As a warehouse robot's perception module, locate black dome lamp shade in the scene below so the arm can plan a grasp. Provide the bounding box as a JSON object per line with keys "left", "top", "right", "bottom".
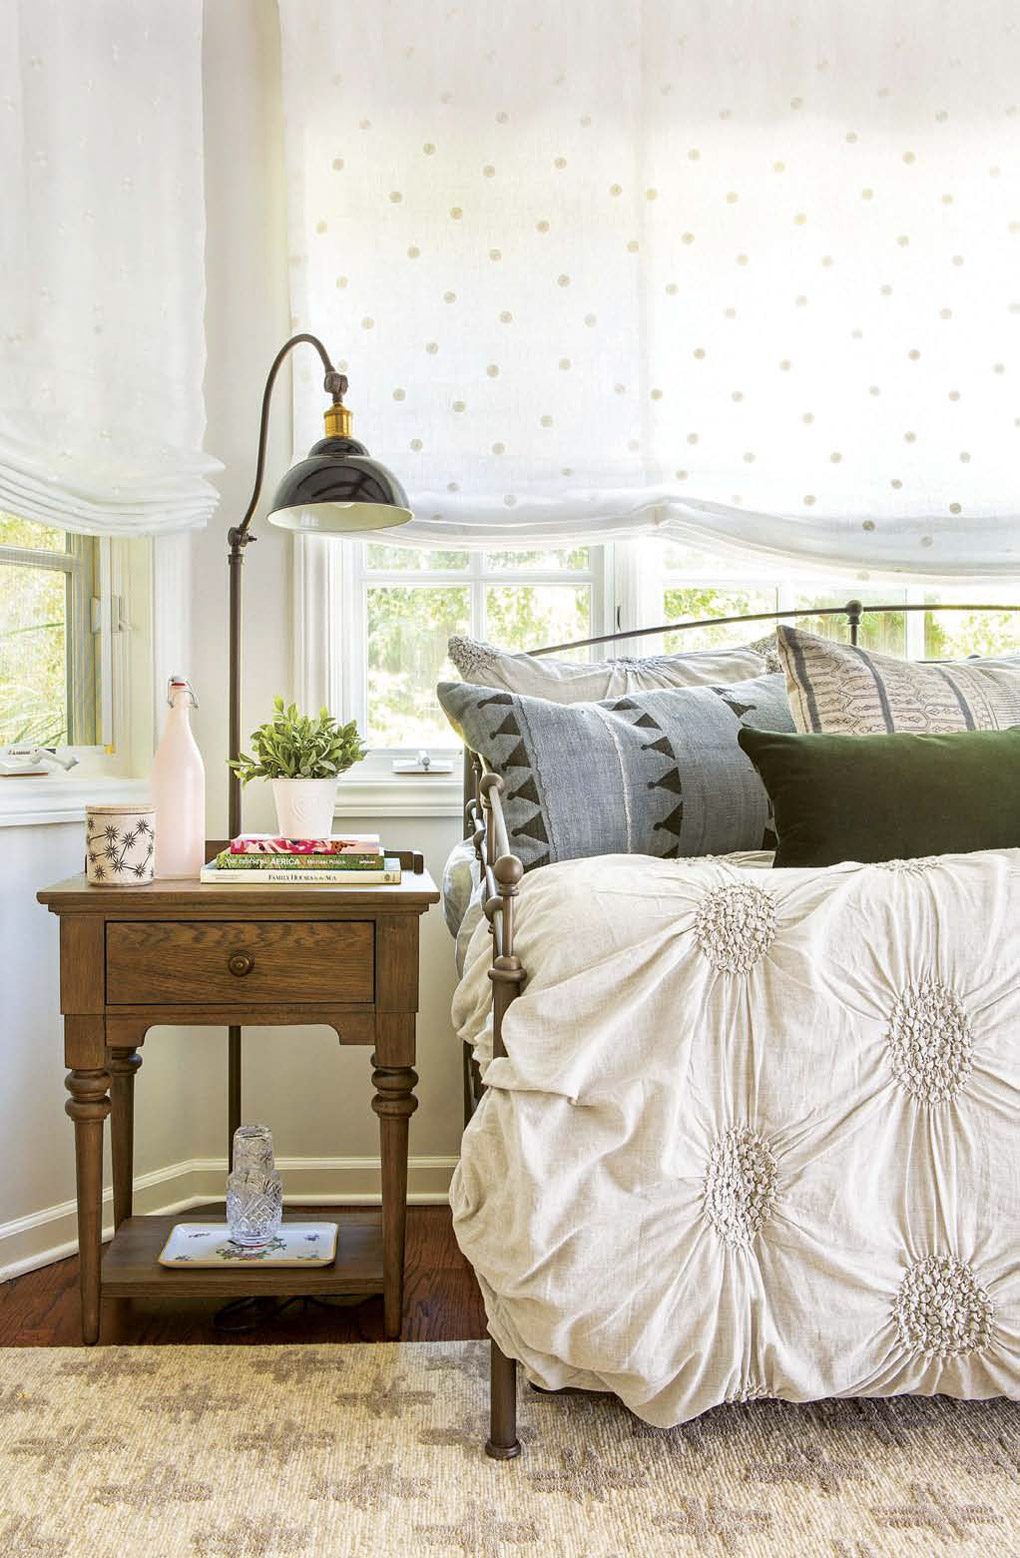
{"left": 223, "top": 332, "right": 412, "bottom": 1157}
{"left": 268, "top": 396, "right": 412, "bottom": 534}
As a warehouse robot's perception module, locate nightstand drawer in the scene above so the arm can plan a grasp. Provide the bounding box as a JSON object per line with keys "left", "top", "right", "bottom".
{"left": 106, "top": 920, "right": 374, "bottom": 1005}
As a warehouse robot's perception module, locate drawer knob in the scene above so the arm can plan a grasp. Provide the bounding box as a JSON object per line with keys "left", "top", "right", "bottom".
{"left": 227, "top": 950, "right": 256, "bottom": 978}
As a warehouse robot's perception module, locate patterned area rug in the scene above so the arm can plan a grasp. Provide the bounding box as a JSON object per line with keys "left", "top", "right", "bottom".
{"left": 1, "top": 1342, "right": 1019, "bottom": 1557}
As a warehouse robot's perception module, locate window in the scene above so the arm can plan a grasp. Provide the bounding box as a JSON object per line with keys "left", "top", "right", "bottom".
{"left": 0, "top": 515, "right": 101, "bottom": 749}
{"left": 308, "top": 532, "right": 1020, "bottom": 778}
{"left": 634, "top": 539, "right": 1020, "bottom": 662}
{"left": 331, "top": 541, "right": 605, "bottom": 757}
{"left": 921, "top": 591, "right": 1020, "bottom": 658}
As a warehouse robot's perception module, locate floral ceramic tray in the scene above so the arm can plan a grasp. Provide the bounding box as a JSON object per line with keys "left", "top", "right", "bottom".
{"left": 158, "top": 1222, "right": 338, "bottom": 1267}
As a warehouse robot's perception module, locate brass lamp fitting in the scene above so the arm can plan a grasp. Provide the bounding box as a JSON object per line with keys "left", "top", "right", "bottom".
{"left": 324, "top": 401, "right": 352, "bottom": 438}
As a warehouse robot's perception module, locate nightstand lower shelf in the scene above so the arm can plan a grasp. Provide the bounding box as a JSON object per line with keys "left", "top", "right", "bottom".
{"left": 101, "top": 1204, "right": 383, "bottom": 1299}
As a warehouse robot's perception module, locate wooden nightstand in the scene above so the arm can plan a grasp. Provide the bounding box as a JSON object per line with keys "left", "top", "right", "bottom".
{"left": 37, "top": 850, "right": 439, "bottom": 1345}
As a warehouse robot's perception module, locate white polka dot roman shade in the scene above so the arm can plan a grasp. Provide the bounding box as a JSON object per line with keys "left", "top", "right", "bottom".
{"left": 280, "top": 0, "right": 1020, "bottom": 575}
{"left": 0, "top": 1, "right": 221, "bottom": 536}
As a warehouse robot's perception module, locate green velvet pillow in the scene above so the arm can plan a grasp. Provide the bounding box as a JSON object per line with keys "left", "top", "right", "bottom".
{"left": 737, "top": 724, "right": 1020, "bottom": 867}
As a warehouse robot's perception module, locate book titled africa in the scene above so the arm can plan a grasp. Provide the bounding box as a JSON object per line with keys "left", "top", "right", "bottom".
{"left": 210, "top": 850, "right": 383, "bottom": 872}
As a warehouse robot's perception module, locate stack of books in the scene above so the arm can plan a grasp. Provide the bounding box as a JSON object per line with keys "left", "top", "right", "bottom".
{"left": 199, "top": 833, "right": 401, "bottom": 886}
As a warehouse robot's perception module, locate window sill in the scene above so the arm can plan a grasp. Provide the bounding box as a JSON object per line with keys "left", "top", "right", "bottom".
{"left": 334, "top": 773, "right": 463, "bottom": 820}
{"left": 0, "top": 775, "right": 151, "bottom": 829}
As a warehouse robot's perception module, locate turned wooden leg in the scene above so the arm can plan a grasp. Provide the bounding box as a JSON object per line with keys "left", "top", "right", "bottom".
{"left": 371, "top": 1055, "right": 418, "bottom": 1340}
{"left": 64, "top": 1065, "right": 111, "bottom": 1345}
{"left": 486, "top": 1341, "right": 521, "bottom": 1460}
{"left": 108, "top": 1046, "right": 142, "bottom": 1229}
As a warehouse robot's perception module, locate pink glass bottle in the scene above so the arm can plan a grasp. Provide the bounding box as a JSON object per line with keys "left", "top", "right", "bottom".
{"left": 151, "top": 676, "right": 206, "bottom": 878}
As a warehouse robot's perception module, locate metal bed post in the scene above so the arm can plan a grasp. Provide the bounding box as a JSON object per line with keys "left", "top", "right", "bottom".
{"left": 483, "top": 808, "right": 524, "bottom": 1461}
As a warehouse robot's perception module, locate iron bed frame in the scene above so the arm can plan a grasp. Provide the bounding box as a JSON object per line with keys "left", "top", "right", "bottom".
{"left": 457, "top": 596, "right": 1020, "bottom": 1459}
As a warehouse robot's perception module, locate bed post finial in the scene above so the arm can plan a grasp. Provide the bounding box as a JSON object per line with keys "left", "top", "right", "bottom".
{"left": 845, "top": 598, "right": 863, "bottom": 646}
{"left": 492, "top": 855, "right": 523, "bottom": 988}
{"left": 493, "top": 853, "right": 523, "bottom": 893}
{"left": 490, "top": 857, "right": 525, "bottom": 1058}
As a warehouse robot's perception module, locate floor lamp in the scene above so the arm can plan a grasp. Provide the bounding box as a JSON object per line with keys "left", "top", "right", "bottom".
{"left": 226, "top": 332, "right": 412, "bottom": 1154}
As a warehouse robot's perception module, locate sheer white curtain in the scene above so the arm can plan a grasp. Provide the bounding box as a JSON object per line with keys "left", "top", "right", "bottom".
{"left": 280, "top": 0, "right": 1020, "bottom": 576}
{"left": 0, "top": 0, "right": 220, "bottom": 536}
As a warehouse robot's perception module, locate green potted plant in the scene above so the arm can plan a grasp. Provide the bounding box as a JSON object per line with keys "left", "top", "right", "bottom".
{"left": 229, "top": 698, "right": 367, "bottom": 838}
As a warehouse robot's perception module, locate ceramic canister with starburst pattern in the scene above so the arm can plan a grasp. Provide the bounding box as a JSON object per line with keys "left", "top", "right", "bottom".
{"left": 85, "top": 804, "right": 157, "bottom": 886}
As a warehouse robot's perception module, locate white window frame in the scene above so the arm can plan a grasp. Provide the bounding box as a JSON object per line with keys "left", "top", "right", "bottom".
{"left": 633, "top": 539, "right": 1020, "bottom": 660}
{"left": 0, "top": 529, "right": 100, "bottom": 748}
{"left": 293, "top": 527, "right": 1020, "bottom": 810}
{"left": 79, "top": 534, "right": 149, "bottom": 776}
{"left": 0, "top": 524, "right": 157, "bottom": 784}
{"left": 297, "top": 536, "right": 613, "bottom": 780}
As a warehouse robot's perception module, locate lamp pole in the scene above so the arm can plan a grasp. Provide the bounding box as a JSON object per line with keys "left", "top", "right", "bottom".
{"left": 225, "top": 333, "right": 347, "bottom": 1152}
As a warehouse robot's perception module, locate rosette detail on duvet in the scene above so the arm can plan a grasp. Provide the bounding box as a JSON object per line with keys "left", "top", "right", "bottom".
{"left": 450, "top": 850, "right": 1020, "bottom": 1428}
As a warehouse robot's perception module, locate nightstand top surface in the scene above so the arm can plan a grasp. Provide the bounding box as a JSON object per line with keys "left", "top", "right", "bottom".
{"left": 38, "top": 867, "right": 439, "bottom": 913}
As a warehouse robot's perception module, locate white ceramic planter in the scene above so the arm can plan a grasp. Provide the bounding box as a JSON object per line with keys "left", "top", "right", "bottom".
{"left": 271, "top": 777, "right": 338, "bottom": 840}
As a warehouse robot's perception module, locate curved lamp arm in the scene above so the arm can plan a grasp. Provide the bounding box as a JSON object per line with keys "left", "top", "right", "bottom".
{"left": 230, "top": 332, "right": 346, "bottom": 547}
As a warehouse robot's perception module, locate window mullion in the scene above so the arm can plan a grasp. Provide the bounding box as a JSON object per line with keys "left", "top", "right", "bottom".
{"left": 93, "top": 538, "right": 113, "bottom": 747}
{"left": 0, "top": 547, "right": 76, "bottom": 574}
{"left": 363, "top": 571, "right": 471, "bottom": 586}
{"left": 904, "top": 584, "right": 927, "bottom": 660}
{"left": 348, "top": 543, "right": 367, "bottom": 729}
{"left": 471, "top": 548, "right": 483, "bottom": 646}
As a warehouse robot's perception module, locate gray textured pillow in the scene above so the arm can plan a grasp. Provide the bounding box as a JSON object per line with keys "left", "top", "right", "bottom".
{"left": 777, "top": 625, "right": 1020, "bottom": 735}
{"left": 438, "top": 673, "right": 793, "bottom": 871}
{"left": 447, "top": 633, "right": 772, "bottom": 702}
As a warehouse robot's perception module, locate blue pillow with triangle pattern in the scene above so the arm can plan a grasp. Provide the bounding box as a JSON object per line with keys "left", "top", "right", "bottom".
{"left": 438, "top": 672, "right": 793, "bottom": 872}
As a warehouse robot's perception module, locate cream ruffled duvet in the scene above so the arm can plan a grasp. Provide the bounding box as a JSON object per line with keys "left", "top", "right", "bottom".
{"left": 450, "top": 850, "right": 1020, "bottom": 1427}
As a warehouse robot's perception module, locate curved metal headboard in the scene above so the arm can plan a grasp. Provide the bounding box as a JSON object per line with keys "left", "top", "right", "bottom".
{"left": 462, "top": 597, "right": 1020, "bottom": 832}
{"left": 535, "top": 597, "right": 1020, "bottom": 656}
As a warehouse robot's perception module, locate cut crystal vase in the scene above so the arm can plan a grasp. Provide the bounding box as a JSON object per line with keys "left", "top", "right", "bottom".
{"left": 226, "top": 1125, "right": 283, "bottom": 1247}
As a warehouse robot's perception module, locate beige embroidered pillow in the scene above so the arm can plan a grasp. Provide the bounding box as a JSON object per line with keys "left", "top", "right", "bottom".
{"left": 776, "top": 624, "right": 1020, "bottom": 734}
{"left": 448, "top": 633, "right": 774, "bottom": 703}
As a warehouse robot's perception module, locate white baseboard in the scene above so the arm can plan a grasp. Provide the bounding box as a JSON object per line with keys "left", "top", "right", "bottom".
{"left": 0, "top": 1155, "right": 458, "bottom": 1282}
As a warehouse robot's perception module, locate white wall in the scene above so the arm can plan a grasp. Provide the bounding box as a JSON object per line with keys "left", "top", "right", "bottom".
{"left": 0, "top": 0, "right": 464, "bottom": 1279}
{"left": 0, "top": 823, "right": 210, "bottom": 1275}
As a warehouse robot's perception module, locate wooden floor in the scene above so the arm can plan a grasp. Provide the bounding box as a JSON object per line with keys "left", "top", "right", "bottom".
{"left": 0, "top": 1206, "right": 489, "bottom": 1348}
